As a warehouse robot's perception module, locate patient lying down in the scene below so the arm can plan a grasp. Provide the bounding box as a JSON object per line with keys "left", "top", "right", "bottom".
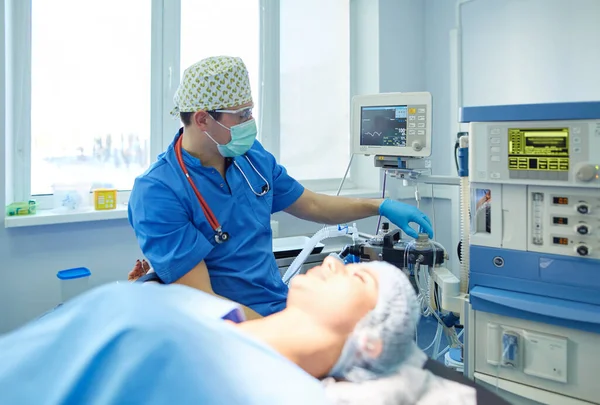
{"left": 0, "top": 259, "right": 476, "bottom": 405}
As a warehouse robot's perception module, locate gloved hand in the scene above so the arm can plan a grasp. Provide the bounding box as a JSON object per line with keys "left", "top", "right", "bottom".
{"left": 378, "top": 199, "right": 433, "bottom": 239}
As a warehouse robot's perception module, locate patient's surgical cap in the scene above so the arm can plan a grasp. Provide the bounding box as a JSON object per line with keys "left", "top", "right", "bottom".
{"left": 171, "top": 56, "right": 253, "bottom": 117}
{"left": 328, "top": 261, "right": 420, "bottom": 382}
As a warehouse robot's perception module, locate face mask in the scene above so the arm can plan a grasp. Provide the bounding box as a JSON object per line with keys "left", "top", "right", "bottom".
{"left": 205, "top": 118, "right": 258, "bottom": 157}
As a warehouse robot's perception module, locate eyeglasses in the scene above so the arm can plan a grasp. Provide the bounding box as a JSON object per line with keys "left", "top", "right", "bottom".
{"left": 214, "top": 106, "right": 253, "bottom": 121}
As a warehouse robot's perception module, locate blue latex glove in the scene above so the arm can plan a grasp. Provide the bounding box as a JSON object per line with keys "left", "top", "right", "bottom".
{"left": 378, "top": 199, "right": 434, "bottom": 239}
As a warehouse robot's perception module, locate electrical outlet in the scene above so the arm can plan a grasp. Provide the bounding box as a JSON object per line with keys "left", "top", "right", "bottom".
{"left": 270, "top": 220, "right": 279, "bottom": 238}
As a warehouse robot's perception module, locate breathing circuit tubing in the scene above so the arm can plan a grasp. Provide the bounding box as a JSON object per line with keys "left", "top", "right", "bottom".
{"left": 281, "top": 224, "right": 359, "bottom": 284}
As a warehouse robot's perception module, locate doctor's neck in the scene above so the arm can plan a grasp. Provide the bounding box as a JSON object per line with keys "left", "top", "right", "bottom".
{"left": 181, "top": 126, "right": 225, "bottom": 170}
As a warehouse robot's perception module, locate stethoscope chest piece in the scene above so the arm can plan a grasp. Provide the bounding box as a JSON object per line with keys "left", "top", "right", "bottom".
{"left": 215, "top": 230, "right": 230, "bottom": 244}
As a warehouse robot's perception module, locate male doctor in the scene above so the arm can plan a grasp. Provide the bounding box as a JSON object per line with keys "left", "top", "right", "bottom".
{"left": 128, "top": 55, "right": 433, "bottom": 318}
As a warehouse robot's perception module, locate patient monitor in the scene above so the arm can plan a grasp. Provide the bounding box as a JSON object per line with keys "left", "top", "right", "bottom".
{"left": 351, "top": 92, "right": 433, "bottom": 158}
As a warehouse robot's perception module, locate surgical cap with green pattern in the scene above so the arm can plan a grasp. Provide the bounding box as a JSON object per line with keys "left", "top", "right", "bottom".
{"left": 171, "top": 56, "right": 253, "bottom": 117}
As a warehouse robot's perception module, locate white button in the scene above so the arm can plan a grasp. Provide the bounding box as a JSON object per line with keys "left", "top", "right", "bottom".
{"left": 490, "top": 172, "right": 501, "bottom": 179}
{"left": 491, "top": 155, "right": 500, "bottom": 162}
{"left": 573, "top": 147, "right": 582, "bottom": 153}
{"left": 409, "top": 116, "right": 416, "bottom": 121}
{"left": 418, "top": 123, "right": 425, "bottom": 128}
{"left": 418, "top": 116, "right": 425, "bottom": 121}
{"left": 491, "top": 128, "right": 501, "bottom": 135}
{"left": 573, "top": 127, "right": 581, "bottom": 134}
{"left": 408, "top": 129, "right": 416, "bottom": 135}
{"left": 417, "top": 130, "right": 425, "bottom": 135}
{"left": 491, "top": 146, "right": 500, "bottom": 153}
{"left": 418, "top": 108, "right": 426, "bottom": 114}
{"left": 408, "top": 123, "right": 416, "bottom": 128}
{"left": 573, "top": 137, "right": 581, "bottom": 144}
{"left": 490, "top": 137, "right": 501, "bottom": 144}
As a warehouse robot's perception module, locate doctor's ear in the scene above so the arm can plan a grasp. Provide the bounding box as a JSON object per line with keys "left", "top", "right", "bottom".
{"left": 193, "top": 110, "right": 210, "bottom": 128}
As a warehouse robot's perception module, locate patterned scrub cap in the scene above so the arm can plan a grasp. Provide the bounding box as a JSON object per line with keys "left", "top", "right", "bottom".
{"left": 170, "top": 56, "right": 253, "bottom": 117}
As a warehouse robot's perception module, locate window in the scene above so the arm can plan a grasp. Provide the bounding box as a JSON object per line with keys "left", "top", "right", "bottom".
{"left": 279, "top": 0, "right": 351, "bottom": 181}
{"left": 29, "top": 0, "right": 152, "bottom": 201}
{"left": 4, "top": 0, "right": 356, "bottom": 221}
{"left": 180, "top": 0, "right": 260, "bottom": 125}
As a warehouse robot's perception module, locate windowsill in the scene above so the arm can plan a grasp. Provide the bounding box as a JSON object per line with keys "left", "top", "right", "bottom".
{"left": 3, "top": 185, "right": 458, "bottom": 229}
{"left": 4, "top": 204, "right": 129, "bottom": 228}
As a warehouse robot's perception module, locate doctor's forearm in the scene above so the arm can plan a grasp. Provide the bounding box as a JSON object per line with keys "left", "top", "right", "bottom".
{"left": 174, "top": 260, "right": 262, "bottom": 320}
{"left": 321, "top": 197, "right": 382, "bottom": 224}
{"left": 289, "top": 193, "right": 384, "bottom": 224}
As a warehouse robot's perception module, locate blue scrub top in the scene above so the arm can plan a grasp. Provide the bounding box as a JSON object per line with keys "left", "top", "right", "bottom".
{"left": 128, "top": 130, "right": 305, "bottom": 316}
{"left": 0, "top": 283, "right": 330, "bottom": 405}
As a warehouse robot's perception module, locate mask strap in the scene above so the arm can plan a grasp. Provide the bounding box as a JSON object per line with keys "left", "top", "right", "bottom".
{"left": 212, "top": 115, "right": 231, "bottom": 131}
{"left": 204, "top": 131, "right": 221, "bottom": 146}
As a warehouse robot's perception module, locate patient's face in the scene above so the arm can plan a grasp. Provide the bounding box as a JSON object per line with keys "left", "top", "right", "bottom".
{"left": 287, "top": 257, "right": 379, "bottom": 335}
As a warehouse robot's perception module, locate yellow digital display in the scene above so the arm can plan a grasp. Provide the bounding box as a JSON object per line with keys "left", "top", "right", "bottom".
{"left": 508, "top": 128, "right": 569, "bottom": 171}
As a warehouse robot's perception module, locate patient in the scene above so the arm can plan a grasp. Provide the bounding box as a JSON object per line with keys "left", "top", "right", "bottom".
{"left": 0, "top": 259, "right": 475, "bottom": 404}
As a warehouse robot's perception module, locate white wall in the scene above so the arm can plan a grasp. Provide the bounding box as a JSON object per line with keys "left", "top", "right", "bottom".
{"left": 462, "top": 0, "right": 600, "bottom": 106}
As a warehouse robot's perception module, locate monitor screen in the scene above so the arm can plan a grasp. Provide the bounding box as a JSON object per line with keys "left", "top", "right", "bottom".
{"left": 360, "top": 105, "right": 407, "bottom": 147}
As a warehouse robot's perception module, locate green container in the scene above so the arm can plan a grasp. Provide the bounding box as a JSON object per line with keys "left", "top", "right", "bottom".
{"left": 5, "top": 200, "right": 38, "bottom": 216}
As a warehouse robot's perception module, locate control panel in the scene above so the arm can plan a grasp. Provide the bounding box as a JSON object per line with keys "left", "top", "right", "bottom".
{"left": 469, "top": 119, "right": 600, "bottom": 188}
{"left": 528, "top": 187, "right": 600, "bottom": 259}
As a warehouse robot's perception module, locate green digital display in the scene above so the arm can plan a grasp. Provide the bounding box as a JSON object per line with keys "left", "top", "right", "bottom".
{"left": 508, "top": 128, "right": 570, "bottom": 171}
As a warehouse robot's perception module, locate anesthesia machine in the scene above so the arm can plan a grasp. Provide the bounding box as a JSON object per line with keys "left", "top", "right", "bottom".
{"left": 282, "top": 92, "right": 466, "bottom": 363}
{"left": 461, "top": 102, "right": 600, "bottom": 405}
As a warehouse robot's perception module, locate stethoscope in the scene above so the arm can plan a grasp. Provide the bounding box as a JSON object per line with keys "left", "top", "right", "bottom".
{"left": 175, "top": 134, "right": 270, "bottom": 244}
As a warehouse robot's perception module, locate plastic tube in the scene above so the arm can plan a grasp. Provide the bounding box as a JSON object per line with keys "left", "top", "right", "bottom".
{"left": 422, "top": 322, "right": 443, "bottom": 352}
{"left": 458, "top": 135, "right": 470, "bottom": 294}
{"left": 282, "top": 224, "right": 358, "bottom": 284}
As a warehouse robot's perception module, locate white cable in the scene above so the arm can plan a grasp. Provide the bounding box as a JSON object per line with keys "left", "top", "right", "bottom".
{"left": 430, "top": 171, "right": 437, "bottom": 238}
{"left": 414, "top": 183, "right": 421, "bottom": 209}
{"left": 336, "top": 154, "right": 354, "bottom": 196}
{"left": 435, "top": 329, "right": 465, "bottom": 360}
{"left": 421, "top": 322, "right": 443, "bottom": 352}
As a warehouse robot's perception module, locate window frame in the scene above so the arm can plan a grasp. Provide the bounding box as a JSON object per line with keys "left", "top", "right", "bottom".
{"left": 261, "top": 0, "right": 357, "bottom": 192}
{"left": 5, "top": 0, "right": 357, "bottom": 216}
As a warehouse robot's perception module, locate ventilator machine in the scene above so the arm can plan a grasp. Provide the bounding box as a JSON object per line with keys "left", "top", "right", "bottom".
{"left": 461, "top": 102, "right": 600, "bottom": 405}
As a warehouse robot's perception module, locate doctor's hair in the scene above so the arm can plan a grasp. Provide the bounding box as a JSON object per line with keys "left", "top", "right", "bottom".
{"left": 180, "top": 111, "right": 222, "bottom": 127}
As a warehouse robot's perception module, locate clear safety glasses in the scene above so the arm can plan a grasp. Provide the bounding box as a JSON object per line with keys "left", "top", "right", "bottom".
{"left": 214, "top": 106, "right": 253, "bottom": 121}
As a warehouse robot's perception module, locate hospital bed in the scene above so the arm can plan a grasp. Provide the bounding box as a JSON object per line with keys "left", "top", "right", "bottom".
{"left": 135, "top": 263, "right": 511, "bottom": 404}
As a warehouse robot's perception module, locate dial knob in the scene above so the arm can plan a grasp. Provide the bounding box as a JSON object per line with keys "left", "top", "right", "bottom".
{"left": 574, "top": 244, "right": 590, "bottom": 257}
{"left": 576, "top": 203, "right": 590, "bottom": 215}
{"left": 576, "top": 164, "right": 598, "bottom": 182}
{"left": 412, "top": 141, "right": 423, "bottom": 151}
{"left": 575, "top": 224, "right": 590, "bottom": 235}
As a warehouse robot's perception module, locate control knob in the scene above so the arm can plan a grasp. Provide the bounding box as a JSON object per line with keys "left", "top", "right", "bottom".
{"left": 574, "top": 243, "right": 591, "bottom": 257}
{"left": 576, "top": 164, "right": 598, "bottom": 182}
{"left": 576, "top": 203, "right": 590, "bottom": 215}
{"left": 412, "top": 141, "right": 423, "bottom": 152}
{"left": 575, "top": 224, "right": 591, "bottom": 235}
